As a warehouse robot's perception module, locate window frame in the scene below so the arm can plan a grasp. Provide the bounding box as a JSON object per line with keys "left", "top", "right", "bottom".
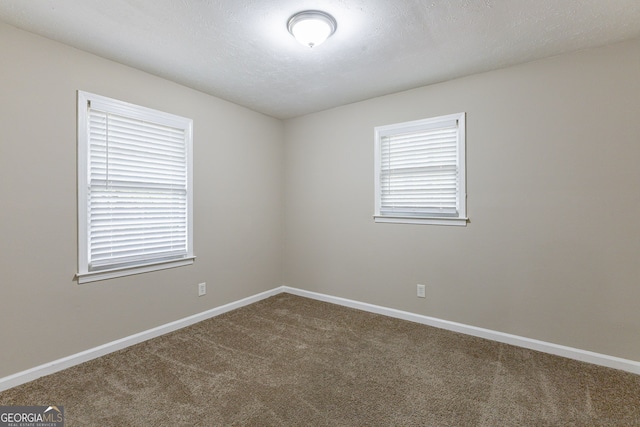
{"left": 374, "top": 112, "right": 467, "bottom": 226}
{"left": 76, "top": 91, "right": 194, "bottom": 284}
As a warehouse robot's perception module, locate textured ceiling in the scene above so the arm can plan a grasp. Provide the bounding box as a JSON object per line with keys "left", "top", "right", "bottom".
{"left": 1, "top": 1, "right": 639, "bottom": 119}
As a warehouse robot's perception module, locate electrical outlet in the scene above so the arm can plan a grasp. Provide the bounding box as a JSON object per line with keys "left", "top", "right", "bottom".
{"left": 198, "top": 282, "right": 206, "bottom": 297}
{"left": 417, "top": 284, "right": 426, "bottom": 298}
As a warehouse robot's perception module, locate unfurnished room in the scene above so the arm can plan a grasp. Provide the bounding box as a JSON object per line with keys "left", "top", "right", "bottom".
{"left": 1, "top": 1, "right": 639, "bottom": 425}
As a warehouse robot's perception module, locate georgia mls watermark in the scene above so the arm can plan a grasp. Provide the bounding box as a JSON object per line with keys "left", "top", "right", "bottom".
{"left": 0, "top": 406, "right": 64, "bottom": 427}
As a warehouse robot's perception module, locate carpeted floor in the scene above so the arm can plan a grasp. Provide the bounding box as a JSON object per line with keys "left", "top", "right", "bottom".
{"left": 1, "top": 293, "right": 639, "bottom": 426}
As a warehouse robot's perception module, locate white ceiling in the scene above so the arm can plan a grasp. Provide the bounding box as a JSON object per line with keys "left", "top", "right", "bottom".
{"left": 1, "top": 1, "right": 639, "bottom": 119}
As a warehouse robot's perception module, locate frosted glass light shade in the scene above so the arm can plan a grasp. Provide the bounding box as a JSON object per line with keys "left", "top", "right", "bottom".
{"left": 288, "top": 11, "right": 337, "bottom": 48}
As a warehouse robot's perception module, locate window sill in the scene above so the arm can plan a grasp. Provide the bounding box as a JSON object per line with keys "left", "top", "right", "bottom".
{"left": 374, "top": 215, "right": 468, "bottom": 226}
{"left": 76, "top": 257, "right": 195, "bottom": 284}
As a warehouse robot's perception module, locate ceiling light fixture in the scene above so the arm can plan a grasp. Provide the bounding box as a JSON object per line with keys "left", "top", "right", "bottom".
{"left": 287, "top": 10, "right": 337, "bottom": 48}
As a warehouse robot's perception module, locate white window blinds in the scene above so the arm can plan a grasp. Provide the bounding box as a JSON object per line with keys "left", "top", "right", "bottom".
{"left": 77, "top": 91, "right": 194, "bottom": 283}
{"left": 374, "top": 113, "right": 466, "bottom": 226}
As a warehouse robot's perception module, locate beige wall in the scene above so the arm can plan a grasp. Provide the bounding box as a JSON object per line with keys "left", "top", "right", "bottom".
{"left": 284, "top": 38, "right": 640, "bottom": 361}
{"left": 0, "top": 22, "right": 284, "bottom": 377}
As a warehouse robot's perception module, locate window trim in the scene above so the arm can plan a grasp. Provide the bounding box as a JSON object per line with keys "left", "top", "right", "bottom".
{"left": 76, "top": 91, "right": 194, "bottom": 284}
{"left": 374, "top": 112, "right": 467, "bottom": 226}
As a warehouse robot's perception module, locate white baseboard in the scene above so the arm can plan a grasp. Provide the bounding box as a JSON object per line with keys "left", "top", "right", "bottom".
{"left": 281, "top": 286, "right": 640, "bottom": 375}
{"left": 0, "top": 287, "right": 281, "bottom": 392}
{"left": 2, "top": 285, "right": 638, "bottom": 392}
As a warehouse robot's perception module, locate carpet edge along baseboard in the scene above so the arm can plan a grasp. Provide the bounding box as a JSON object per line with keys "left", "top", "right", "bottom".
{"left": 1, "top": 285, "right": 638, "bottom": 392}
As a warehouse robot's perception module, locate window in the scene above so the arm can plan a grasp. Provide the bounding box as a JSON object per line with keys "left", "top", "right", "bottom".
{"left": 77, "top": 91, "right": 194, "bottom": 283}
{"left": 374, "top": 112, "right": 467, "bottom": 226}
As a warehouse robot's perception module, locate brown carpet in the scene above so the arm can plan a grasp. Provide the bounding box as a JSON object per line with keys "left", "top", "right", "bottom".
{"left": 1, "top": 293, "right": 639, "bottom": 426}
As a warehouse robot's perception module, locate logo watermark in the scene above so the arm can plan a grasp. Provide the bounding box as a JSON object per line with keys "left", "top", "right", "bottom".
{"left": 0, "top": 406, "right": 64, "bottom": 427}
